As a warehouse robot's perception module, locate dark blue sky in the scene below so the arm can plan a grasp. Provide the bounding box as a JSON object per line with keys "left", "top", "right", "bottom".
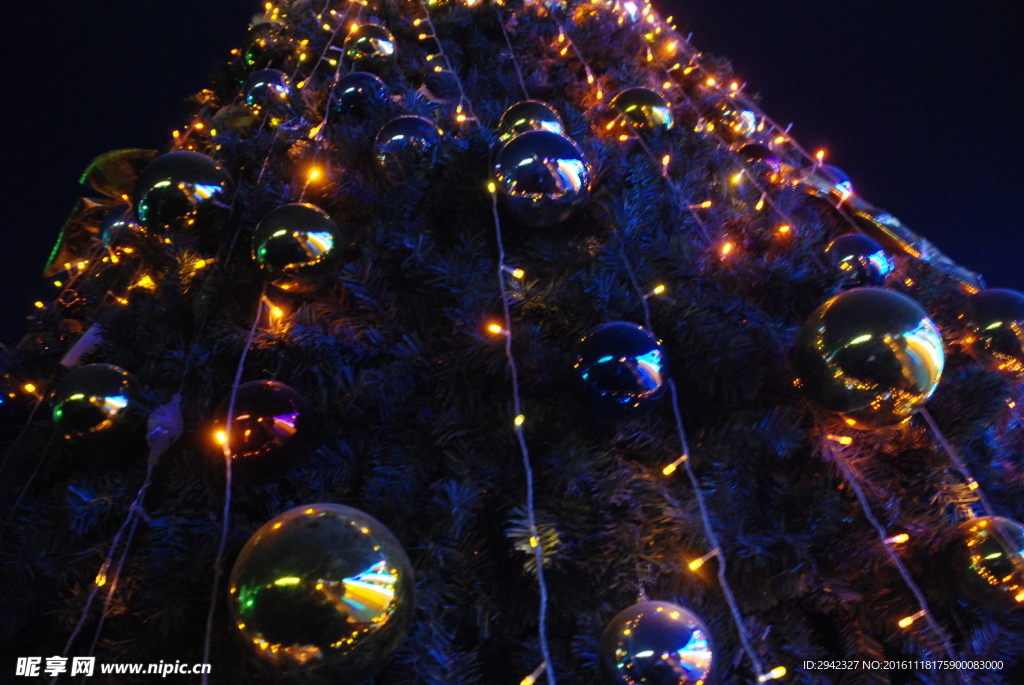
{"left": 3, "top": 1, "right": 1022, "bottom": 345}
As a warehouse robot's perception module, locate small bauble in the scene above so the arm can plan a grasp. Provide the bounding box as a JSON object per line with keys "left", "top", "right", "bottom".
{"left": 494, "top": 130, "right": 592, "bottom": 228}
{"left": 100, "top": 204, "right": 142, "bottom": 247}
{"left": 334, "top": 72, "right": 388, "bottom": 114}
{"left": 803, "top": 164, "right": 854, "bottom": 200}
{"left": 374, "top": 116, "right": 442, "bottom": 182}
{"left": 737, "top": 143, "right": 782, "bottom": 183}
{"left": 229, "top": 503, "right": 414, "bottom": 682}
{"left": 243, "top": 69, "right": 293, "bottom": 111}
{"left": 713, "top": 101, "right": 756, "bottom": 143}
{"left": 134, "top": 151, "right": 233, "bottom": 233}
{"left": 950, "top": 516, "right": 1024, "bottom": 611}
{"left": 962, "top": 288, "right": 1024, "bottom": 376}
{"left": 598, "top": 601, "right": 713, "bottom": 685}
{"left": 792, "top": 288, "right": 944, "bottom": 429}
{"left": 610, "top": 87, "right": 674, "bottom": 132}
{"left": 498, "top": 101, "right": 564, "bottom": 142}
{"left": 213, "top": 380, "right": 310, "bottom": 477}
{"left": 825, "top": 234, "right": 893, "bottom": 288}
{"left": 252, "top": 203, "right": 342, "bottom": 293}
{"left": 570, "top": 322, "right": 667, "bottom": 421}
{"left": 342, "top": 24, "right": 397, "bottom": 73}
{"left": 52, "top": 363, "right": 133, "bottom": 439}
{"left": 244, "top": 22, "right": 295, "bottom": 69}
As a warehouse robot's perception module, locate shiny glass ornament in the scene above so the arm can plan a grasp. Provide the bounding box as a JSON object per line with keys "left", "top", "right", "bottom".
{"left": 951, "top": 516, "right": 1024, "bottom": 611}
{"left": 252, "top": 203, "right": 342, "bottom": 293}
{"left": 134, "top": 151, "right": 233, "bottom": 233}
{"left": 373, "top": 116, "right": 442, "bottom": 182}
{"left": 342, "top": 24, "right": 397, "bottom": 73}
{"left": 713, "top": 101, "right": 756, "bottom": 143}
{"left": 598, "top": 601, "right": 714, "bottom": 685}
{"left": 334, "top": 72, "right": 388, "bottom": 114}
{"left": 825, "top": 234, "right": 894, "bottom": 288}
{"left": 792, "top": 288, "right": 944, "bottom": 429}
{"left": 803, "top": 164, "right": 854, "bottom": 200}
{"left": 52, "top": 363, "right": 133, "bottom": 439}
{"left": 244, "top": 22, "right": 295, "bottom": 69}
{"left": 243, "top": 69, "right": 293, "bottom": 111}
{"left": 494, "top": 130, "right": 592, "bottom": 228}
{"left": 229, "top": 503, "right": 414, "bottom": 682}
{"left": 962, "top": 288, "right": 1024, "bottom": 376}
{"left": 498, "top": 101, "right": 564, "bottom": 142}
{"left": 737, "top": 143, "right": 781, "bottom": 183}
{"left": 570, "top": 322, "right": 667, "bottom": 420}
{"left": 610, "top": 87, "right": 674, "bottom": 132}
{"left": 213, "top": 380, "right": 310, "bottom": 477}
{"left": 100, "top": 204, "right": 141, "bottom": 247}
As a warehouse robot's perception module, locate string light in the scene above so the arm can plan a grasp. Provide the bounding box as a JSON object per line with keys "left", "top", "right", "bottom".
{"left": 826, "top": 434, "right": 852, "bottom": 445}
{"left": 777, "top": 224, "right": 791, "bottom": 235}
{"left": 688, "top": 549, "right": 718, "bottom": 571}
{"left": 886, "top": 533, "right": 910, "bottom": 544}
{"left": 514, "top": 414, "right": 525, "bottom": 427}
{"left": 662, "top": 453, "right": 686, "bottom": 475}
{"left": 757, "top": 667, "right": 788, "bottom": 682}
{"left": 720, "top": 242, "right": 734, "bottom": 257}
{"left": 34, "top": 301, "right": 44, "bottom": 309}
{"left": 898, "top": 610, "right": 926, "bottom": 629}
{"left": 521, "top": 662, "right": 547, "bottom": 685}
{"left": 487, "top": 323, "right": 505, "bottom": 335}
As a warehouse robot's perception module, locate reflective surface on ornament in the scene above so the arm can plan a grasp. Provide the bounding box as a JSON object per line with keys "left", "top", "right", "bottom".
{"left": 334, "top": 72, "right": 388, "bottom": 113}
{"left": 494, "top": 130, "right": 591, "bottom": 228}
{"left": 962, "top": 289, "right": 1024, "bottom": 377}
{"left": 714, "top": 101, "right": 756, "bottom": 142}
{"left": 52, "top": 363, "right": 132, "bottom": 438}
{"left": 792, "top": 288, "right": 944, "bottom": 429}
{"left": 342, "top": 24, "right": 397, "bottom": 73}
{"left": 374, "top": 116, "right": 442, "bottom": 181}
{"left": 229, "top": 504, "right": 414, "bottom": 683}
{"left": 952, "top": 516, "right": 1024, "bottom": 611}
{"left": 610, "top": 87, "right": 674, "bottom": 132}
{"left": 134, "top": 151, "right": 233, "bottom": 232}
{"left": 598, "top": 601, "right": 713, "bottom": 685}
{"left": 214, "top": 380, "right": 309, "bottom": 476}
{"left": 737, "top": 142, "right": 782, "bottom": 183}
{"left": 571, "top": 322, "right": 667, "bottom": 420}
{"left": 803, "top": 164, "right": 855, "bottom": 200}
{"left": 244, "top": 69, "right": 293, "bottom": 110}
{"left": 100, "top": 204, "right": 142, "bottom": 246}
{"left": 253, "top": 203, "right": 342, "bottom": 293}
{"left": 825, "top": 234, "right": 893, "bottom": 288}
{"left": 498, "top": 100, "right": 564, "bottom": 142}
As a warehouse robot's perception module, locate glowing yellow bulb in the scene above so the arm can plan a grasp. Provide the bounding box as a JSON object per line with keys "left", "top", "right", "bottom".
{"left": 488, "top": 324, "right": 504, "bottom": 335}
{"left": 652, "top": 284, "right": 666, "bottom": 295}
{"left": 514, "top": 415, "right": 525, "bottom": 427}
{"left": 1016, "top": 591, "right": 1024, "bottom": 603}
{"left": 308, "top": 168, "right": 321, "bottom": 180}
{"left": 731, "top": 171, "right": 744, "bottom": 184}
{"left": 816, "top": 149, "right": 825, "bottom": 162}
{"left": 351, "top": 22, "right": 359, "bottom": 31}
{"left": 271, "top": 307, "right": 284, "bottom": 319}
{"left": 511, "top": 268, "right": 525, "bottom": 279}
{"left": 888, "top": 533, "right": 910, "bottom": 544}
{"left": 413, "top": 18, "right": 421, "bottom": 25}
{"left": 730, "top": 81, "right": 739, "bottom": 90}
{"left": 897, "top": 616, "right": 914, "bottom": 629}
{"left": 596, "top": 89, "right": 604, "bottom": 100}
{"left": 487, "top": 181, "right": 497, "bottom": 193}
{"left": 54, "top": 280, "right": 63, "bottom": 287}
{"left": 95, "top": 570, "right": 107, "bottom": 587}
{"left": 758, "top": 667, "right": 787, "bottom": 682}
{"left": 456, "top": 114, "right": 467, "bottom": 122}
{"left": 688, "top": 558, "right": 704, "bottom": 571}
{"left": 172, "top": 130, "right": 180, "bottom": 138}
{"left": 34, "top": 301, "right": 44, "bottom": 308}
{"left": 720, "top": 242, "right": 734, "bottom": 257}
{"left": 618, "top": 134, "right": 629, "bottom": 141}
{"left": 662, "top": 154, "right": 670, "bottom": 166}
{"left": 662, "top": 81, "right": 671, "bottom": 89}
{"left": 587, "top": 74, "right": 595, "bottom": 84}
{"left": 23, "top": 383, "right": 36, "bottom": 393}
{"left": 700, "top": 200, "right": 712, "bottom": 208}
{"left": 215, "top": 430, "right": 228, "bottom": 445}
{"left": 419, "top": 33, "right": 428, "bottom": 40}
{"left": 706, "top": 77, "right": 717, "bottom": 87}
{"left": 778, "top": 225, "right": 791, "bottom": 235}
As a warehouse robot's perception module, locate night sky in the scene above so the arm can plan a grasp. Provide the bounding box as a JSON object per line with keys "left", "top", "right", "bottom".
{"left": 3, "top": 1, "right": 1022, "bottom": 346}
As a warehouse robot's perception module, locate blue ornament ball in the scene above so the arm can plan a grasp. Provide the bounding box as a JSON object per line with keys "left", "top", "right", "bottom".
{"left": 599, "top": 601, "right": 714, "bottom": 685}
{"left": 570, "top": 322, "right": 667, "bottom": 421}
{"left": 825, "top": 233, "right": 893, "bottom": 288}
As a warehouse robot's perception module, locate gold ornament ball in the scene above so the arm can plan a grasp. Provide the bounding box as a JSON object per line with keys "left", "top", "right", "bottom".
{"left": 961, "top": 288, "right": 1024, "bottom": 377}
{"left": 950, "top": 516, "right": 1024, "bottom": 611}
{"left": 713, "top": 101, "right": 756, "bottom": 143}
{"left": 342, "top": 24, "right": 397, "bottom": 73}
{"left": 609, "top": 87, "right": 674, "bottom": 132}
{"left": 229, "top": 503, "right": 414, "bottom": 683}
{"left": 52, "top": 363, "right": 133, "bottom": 439}
{"left": 792, "top": 288, "right": 944, "bottom": 429}
{"left": 497, "top": 100, "right": 564, "bottom": 142}
{"left": 252, "top": 203, "right": 343, "bottom": 293}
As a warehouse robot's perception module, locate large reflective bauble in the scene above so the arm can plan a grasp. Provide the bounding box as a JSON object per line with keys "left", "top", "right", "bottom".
{"left": 598, "top": 601, "right": 714, "bottom": 685}
{"left": 494, "top": 130, "right": 592, "bottom": 228}
{"left": 570, "top": 322, "right": 667, "bottom": 421}
{"left": 610, "top": 87, "right": 674, "bottom": 132}
{"left": 950, "top": 516, "right": 1024, "bottom": 611}
{"left": 962, "top": 289, "right": 1024, "bottom": 377}
{"left": 825, "top": 234, "right": 894, "bottom": 288}
{"left": 100, "top": 204, "right": 142, "bottom": 247}
{"left": 134, "top": 151, "right": 233, "bottom": 233}
{"left": 334, "top": 72, "right": 388, "bottom": 114}
{"left": 792, "top": 288, "right": 944, "bottom": 429}
{"left": 252, "top": 203, "right": 342, "bottom": 293}
{"left": 713, "top": 101, "right": 756, "bottom": 143}
{"left": 803, "top": 164, "right": 855, "bottom": 200}
{"left": 342, "top": 24, "right": 397, "bottom": 73}
{"left": 229, "top": 503, "right": 414, "bottom": 683}
{"left": 373, "top": 116, "right": 442, "bottom": 182}
{"left": 243, "top": 69, "right": 293, "bottom": 111}
{"left": 213, "top": 380, "right": 310, "bottom": 477}
{"left": 52, "top": 363, "right": 133, "bottom": 439}
{"left": 497, "top": 100, "right": 564, "bottom": 142}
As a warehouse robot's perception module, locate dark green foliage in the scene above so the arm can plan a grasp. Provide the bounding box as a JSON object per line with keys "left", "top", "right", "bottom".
{"left": 3, "top": 1, "right": 1023, "bottom": 683}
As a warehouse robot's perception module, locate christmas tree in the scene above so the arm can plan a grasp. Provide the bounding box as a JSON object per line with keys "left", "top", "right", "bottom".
{"left": 3, "top": 1, "right": 1024, "bottom": 684}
